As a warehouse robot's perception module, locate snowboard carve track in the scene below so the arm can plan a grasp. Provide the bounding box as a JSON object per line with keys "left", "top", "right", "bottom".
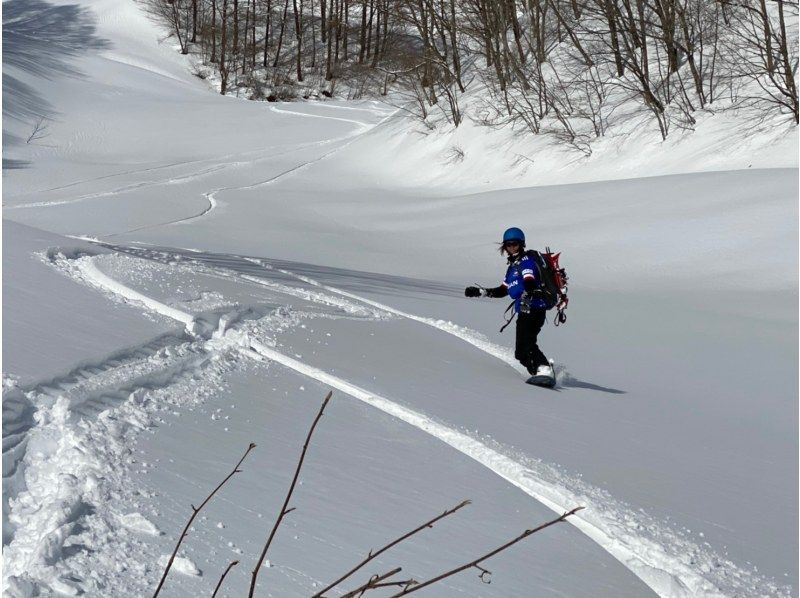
{"left": 5, "top": 137, "right": 345, "bottom": 212}
{"left": 102, "top": 105, "right": 397, "bottom": 236}
{"left": 47, "top": 249, "right": 775, "bottom": 598}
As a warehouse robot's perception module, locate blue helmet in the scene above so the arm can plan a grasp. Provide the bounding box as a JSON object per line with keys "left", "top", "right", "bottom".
{"left": 502, "top": 227, "right": 525, "bottom": 244}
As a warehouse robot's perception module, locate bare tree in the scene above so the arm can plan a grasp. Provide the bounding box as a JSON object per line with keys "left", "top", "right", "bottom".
{"left": 146, "top": 0, "right": 796, "bottom": 140}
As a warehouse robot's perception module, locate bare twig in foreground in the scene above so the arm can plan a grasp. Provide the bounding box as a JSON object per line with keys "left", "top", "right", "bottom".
{"left": 388, "top": 506, "right": 586, "bottom": 596}
{"left": 211, "top": 560, "right": 239, "bottom": 597}
{"left": 153, "top": 442, "right": 257, "bottom": 597}
{"left": 248, "top": 391, "right": 333, "bottom": 597}
{"left": 339, "top": 567, "right": 416, "bottom": 598}
{"left": 313, "top": 500, "right": 470, "bottom": 597}
{"left": 26, "top": 117, "right": 49, "bottom": 144}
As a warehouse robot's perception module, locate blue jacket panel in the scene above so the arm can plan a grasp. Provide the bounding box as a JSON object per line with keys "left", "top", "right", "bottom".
{"left": 503, "top": 254, "right": 548, "bottom": 313}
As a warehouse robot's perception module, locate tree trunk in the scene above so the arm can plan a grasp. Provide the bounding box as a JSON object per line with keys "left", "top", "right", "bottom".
{"left": 211, "top": 0, "right": 218, "bottom": 62}
{"left": 326, "top": 0, "right": 335, "bottom": 78}
{"left": 604, "top": 0, "right": 625, "bottom": 75}
{"left": 263, "top": 0, "right": 272, "bottom": 67}
{"left": 273, "top": 0, "right": 290, "bottom": 67}
{"left": 359, "top": 0, "right": 367, "bottom": 63}
{"left": 321, "top": 0, "right": 327, "bottom": 42}
{"left": 233, "top": 0, "right": 239, "bottom": 71}
{"left": 343, "top": 0, "right": 349, "bottom": 60}
{"left": 192, "top": 0, "right": 198, "bottom": 42}
{"left": 676, "top": 0, "right": 705, "bottom": 106}
{"left": 293, "top": 0, "right": 304, "bottom": 81}
{"left": 507, "top": 0, "right": 526, "bottom": 62}
{"left": 220, "top": 0, "right": 229, "bottom": 93}
{"left": 371, "top": 0, "right": 381, "bottom": 66}
{"left": 365, "top": 0, "right": 374, "bottom": 61}
{"left": 775, "top": 0, "right": 798, "bottom": 121}
{"left": 242, "top": 0, "right": 251, "bottom": 73}
{"left": 310, "top": 0, "right": 317, "bottom": 67}
{"left": 757, "top": 0, "right": 775, "bottom": 74}
{"left": 448, "top": 0, "right": 464, "bottom": 91}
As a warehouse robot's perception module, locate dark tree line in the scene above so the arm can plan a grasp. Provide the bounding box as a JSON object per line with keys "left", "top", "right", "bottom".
{"left": 150, "top": 0, "right": 797, "bottom": 145}
{"left": 150, "top": 0, "right": 402, "bottom": 97}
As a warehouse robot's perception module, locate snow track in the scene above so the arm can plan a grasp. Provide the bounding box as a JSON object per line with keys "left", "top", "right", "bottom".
{"left": 73, "top": 104, "right": 398, "bottom": 237}
{"left": 8, "top": 245, "right": 783, "bottom": 598}
{"left": 2, "top": 328, "right": 233, "bottom": 596}
{"left": 5, "top": 142, "right": 321, "bottom": 212}
{"left": 6, "top": 102, "right": 393, "bottom": 214}
{"left": 269, "top": 262, "right": 531, "bottom": 377}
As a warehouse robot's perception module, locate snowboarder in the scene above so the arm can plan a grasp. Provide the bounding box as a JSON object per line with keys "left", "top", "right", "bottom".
{"left": 464, "top": 227, "right": 555, "bottom": 386}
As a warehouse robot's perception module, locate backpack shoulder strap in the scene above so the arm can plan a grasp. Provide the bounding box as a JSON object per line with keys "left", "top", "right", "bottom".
{"left": 523, "top": 250, "right": 546, "bottom": 281}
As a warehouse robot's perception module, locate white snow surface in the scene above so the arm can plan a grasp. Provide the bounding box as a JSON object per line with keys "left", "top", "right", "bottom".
{"left": 2, "top": 0, "right": 797, "bottom": 597}
{"left": 156, "top": 555, "right": 201, "bottom": 577}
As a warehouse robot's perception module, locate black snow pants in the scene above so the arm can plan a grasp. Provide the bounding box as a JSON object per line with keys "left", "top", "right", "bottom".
{"left": 515, "top": 309, "right": 549, "bottom": 373}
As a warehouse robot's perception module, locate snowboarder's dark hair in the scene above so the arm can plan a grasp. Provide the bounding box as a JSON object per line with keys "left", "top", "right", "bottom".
{"left": 499, "top": 239, "right": 526, "bottom": 254}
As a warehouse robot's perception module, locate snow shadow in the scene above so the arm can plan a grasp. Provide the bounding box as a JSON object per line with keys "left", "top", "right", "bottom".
{"left": 559, "top": 373, "right": 626, "bottom": 395}
{"left": 1, "top": 157, "right": 31, "bottom": 170}
{"left": 3, "top": 0, "right": 110, "bottom": 80}
{"left": 98, "top": 243, "right": 461, "bottom": 299}
{"left": 263, "top": 256, "right": 461, "bottom": 298}
{"left": 2, "top": 0, "right": 110, "bottom": 166}
{"left": 2, "top": 388, "right": 36, "bottom": 545}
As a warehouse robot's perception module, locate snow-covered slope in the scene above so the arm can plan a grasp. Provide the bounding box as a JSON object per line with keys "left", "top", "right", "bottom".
{"left": 322, "top": 93, "right": 799, "bottom": 192}
{"left": 3, "top": 0, "right": 797, "bottom": 596}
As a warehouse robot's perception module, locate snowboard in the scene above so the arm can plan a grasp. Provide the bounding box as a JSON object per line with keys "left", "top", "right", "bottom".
{"left": 525, "top": 374, "right": 556, "bottom": 388}
{"left": 525, "top": 360, "right": 557, "bottom": 388}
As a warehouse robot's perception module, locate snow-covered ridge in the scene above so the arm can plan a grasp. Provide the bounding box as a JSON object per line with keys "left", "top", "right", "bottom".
{"left": 3, "top": 245, "right": 786, "bottom": 597}
{"left": 323, "top": 86, "right": 798, "bottom": 193}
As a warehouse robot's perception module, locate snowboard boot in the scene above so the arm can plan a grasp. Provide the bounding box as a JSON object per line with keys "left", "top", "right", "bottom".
{"left": 535, "top": 364, "right": 554, "bottom": 378}
{"left": 526, "top": 361, "right": 556, "bottom": 388}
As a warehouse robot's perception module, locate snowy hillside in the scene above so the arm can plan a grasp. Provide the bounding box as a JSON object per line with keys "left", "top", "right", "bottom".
{"left": 2, "top": 0, "right": 797, "bottom": 597}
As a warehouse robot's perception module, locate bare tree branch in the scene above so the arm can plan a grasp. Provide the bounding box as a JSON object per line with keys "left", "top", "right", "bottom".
{"left": 313, "top": 499, "right": 471, "bottom": 597}
{"left": 26, "top": 117, "right": 49, "bottom": 144}
{"left": 211, "top": 560, "right": 240, "bottom": 597}
{"left": 387, "top": 506, "right": 586, "bottom": 596}
{"left": 339, "top": 567, "right": 416, "bottom": 598}
{"left": 248, "top": 391, "right": 333, "bottom": 597}
{"left": 153, "top": 442, "right": 257, "bottom": 598}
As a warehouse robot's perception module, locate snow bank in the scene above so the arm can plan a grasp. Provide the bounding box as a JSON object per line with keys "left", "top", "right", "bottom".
{"left": 328, "top": 86, "right": 798, "bottom": 193}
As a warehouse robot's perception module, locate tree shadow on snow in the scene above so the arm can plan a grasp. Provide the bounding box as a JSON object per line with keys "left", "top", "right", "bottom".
{"left": 2, "top": 0, "right": 110, "bottom": 167}
{"left": 99, "top": 243, "right": 463, "bottom": 299}
{"left": 2, "top": 157, "right": 31, "bottom": 170}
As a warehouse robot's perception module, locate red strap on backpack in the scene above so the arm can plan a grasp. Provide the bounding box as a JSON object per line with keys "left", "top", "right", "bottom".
{"left": 543, "top": 250, "right": 569, "bottom": 325}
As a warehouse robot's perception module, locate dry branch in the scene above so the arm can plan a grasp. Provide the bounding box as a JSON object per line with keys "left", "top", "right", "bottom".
{"left": 339, "top": 567, "right": 417, "bottom": 598}
{"left": 152, "top": 442, "right": 257, "bottom": 598}
{"left": 26, "top": 117, "right": 49, "bottom": 144}
{"left": 313, "top": 499, "right": 470, "bottom": 597}
{"left": 211, "top": 560, "right": 239, "bottom": 597}
{"left": 387, "top": 506, "right": 586, "bottom": 596}
{"left": 248, "top": 391, "right": 333, "bottom": 597}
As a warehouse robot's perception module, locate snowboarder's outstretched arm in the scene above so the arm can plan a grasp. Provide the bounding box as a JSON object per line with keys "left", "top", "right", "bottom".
{"left": 465, "top": 284, "right": 509, "bottom": 298}
{"left": 465, "top": 276, "right": 540, "bottom": 299}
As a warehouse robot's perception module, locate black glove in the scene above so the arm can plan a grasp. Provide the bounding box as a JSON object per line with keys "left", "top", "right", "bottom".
{"left": 465, "top": 286, "right": 483, "bottom": 298}
{"left": 519, "top": 292, "right": 531, "bottom": 313}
